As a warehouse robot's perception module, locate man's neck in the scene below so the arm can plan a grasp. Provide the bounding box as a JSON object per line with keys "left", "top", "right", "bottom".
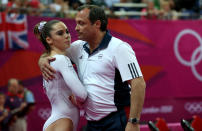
{"left": 88, "top": 31, "right": 106, "bottom": 53}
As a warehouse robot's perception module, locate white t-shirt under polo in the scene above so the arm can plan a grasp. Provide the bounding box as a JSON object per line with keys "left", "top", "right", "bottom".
{"left": 66, "top": 32, "right": 143, "bottom": 121}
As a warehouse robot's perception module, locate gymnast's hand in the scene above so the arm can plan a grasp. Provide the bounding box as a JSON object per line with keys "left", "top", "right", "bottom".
{"left": 38, "top": 55, "right": 56, "bottom": 81}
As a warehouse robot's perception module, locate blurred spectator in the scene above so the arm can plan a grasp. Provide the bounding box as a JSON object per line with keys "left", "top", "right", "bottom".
{"left": 27, "top": 0, "right": 40, "bottom": 8}
{"left": 1, "top": 0, "right": 201, "bottom": 20}
{"left": 49, "top": 0, "right": 69, "bottom": 17}
{"left": 1, "top": 0, "right": 8, "bottom": 5}
{"left": 18, "top": 81, "right": 35, "bottom": 106}
{"left": 40, "top": 0, "right": 53, "bottom": 5}
{"left": 141, "top": 0, "right": 161, "bottom": 9}
{"left": 141, "top": 0, "right": 159, "bottom": 19}
{"left": 16, "top": 80, "right": 35, "bottom": 131}
{"left": 153, "top": 0, "right": 160, "bottom": 9}
{"left": 141, "top": 0, "right": 147, "bottom": 3}
{"left": 159, "top": 1, "right": 178, "bottom": 20}
{"left": 7, "top": 0, "right": 28, "bottom": 13}
{"left": 159, "top": 0, "right": 175, "bottom": 9}
{"left": 0, "top": 92, "right": 10, "bottom": 131}
{"left": 68, "top": 0, "right": 83, "bottom": 10}
{"left": 27, "top": 0, "right": 42, "bottom": 16}
{"left": 5, "top": 78, "right": 27, "bottom": 131}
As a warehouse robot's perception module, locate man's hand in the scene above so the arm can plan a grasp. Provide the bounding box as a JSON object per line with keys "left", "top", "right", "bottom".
{"left": 20, "top": 102, "right": 27, "bottom": 110}
{"left": 38, "top": 56, "right": 56, "bottom": 81}
{"left": 69, "top": 95, "right": 84, "bottom": 109}
{"left": 3, "top": 109, "right": 8, "bottom": 118}
{"left": 125, "top": 122, "right": 140, "bottom": 131}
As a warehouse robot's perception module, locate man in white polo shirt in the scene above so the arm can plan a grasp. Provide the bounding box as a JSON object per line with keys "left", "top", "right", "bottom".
{"left": 39, "top": 5, "right": 146, "bottom": 131}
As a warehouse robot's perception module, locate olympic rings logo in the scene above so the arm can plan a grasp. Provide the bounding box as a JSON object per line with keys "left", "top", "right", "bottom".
{"left": 184, "top": 102, "right": 202, "bottom": 114}
{"left": 174, "top": 29, "right": 202, "bottom": 81}
{"left": 38, "top": 108, "right": 51, "bottom": 120}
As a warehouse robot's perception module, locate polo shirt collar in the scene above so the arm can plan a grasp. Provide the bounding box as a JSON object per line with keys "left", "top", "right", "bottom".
{"left": 7, "top": 92, "right": 17, "bottom": 97}
{"left": 83, "top": 30, "right": 112, "bottom": 55}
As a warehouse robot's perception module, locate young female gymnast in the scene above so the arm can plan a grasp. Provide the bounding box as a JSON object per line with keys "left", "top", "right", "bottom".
{"left": 34, "top": 20, "right": 87, "bottom": 131}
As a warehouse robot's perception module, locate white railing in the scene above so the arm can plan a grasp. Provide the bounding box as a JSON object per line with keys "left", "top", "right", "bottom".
{"left": 113, "top": 3, "right": 147, "bottom": 8}
{"left": 0, "top": 4, "right": 199, "bottom": 18}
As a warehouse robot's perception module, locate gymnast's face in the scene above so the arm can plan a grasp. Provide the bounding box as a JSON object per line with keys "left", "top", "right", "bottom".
{"left": 47, "top": 22, "right": 71, "bottom": 53}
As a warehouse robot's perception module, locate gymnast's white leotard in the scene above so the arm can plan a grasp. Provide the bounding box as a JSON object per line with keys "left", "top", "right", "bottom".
{"left": 42, "top": 54, "right": 87, "bottom": 131}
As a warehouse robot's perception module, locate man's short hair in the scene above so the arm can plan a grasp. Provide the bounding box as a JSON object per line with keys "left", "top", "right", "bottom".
{"left": 77, "top": 4, "right": 108, "bottom": 32}
{"left": 7, "top": 78, "right": 18, "bottom": 87}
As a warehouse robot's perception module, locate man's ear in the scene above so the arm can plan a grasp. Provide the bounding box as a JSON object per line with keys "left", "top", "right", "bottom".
{"left": 46, "top": 37, "right": 52, "bottom": 45}
{"left": 94, "top": 20, "right": 101, "bottom": 29}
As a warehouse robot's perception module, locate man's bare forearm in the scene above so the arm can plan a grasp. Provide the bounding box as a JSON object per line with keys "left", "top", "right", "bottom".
{"left": 129, "top": 77, "right": 146, "bottom": 119}
{"left": 38, "top": 52, "right": 49, "bottom": 66}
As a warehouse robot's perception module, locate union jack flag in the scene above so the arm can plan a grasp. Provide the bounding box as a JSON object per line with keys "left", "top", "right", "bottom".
{"left": 0, "top": 12, "right": 28, "bottom": 50}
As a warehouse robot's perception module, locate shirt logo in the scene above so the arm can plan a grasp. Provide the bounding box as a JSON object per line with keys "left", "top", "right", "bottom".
{"left": 68, "top": 63, "right": 73, "bottom": 67}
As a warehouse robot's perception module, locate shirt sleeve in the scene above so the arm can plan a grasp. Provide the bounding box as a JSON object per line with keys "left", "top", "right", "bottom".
{"left": 25, "top": 91, "right": 35, "bottom": 103}
{"left": 54, "top": 55, "right": 87, "bottom": 102}
{"left": 66, "top": 40, "right": 84, "bottom": 64}
{"left": 114, "top": 42, "right": 143, "bottom": 82}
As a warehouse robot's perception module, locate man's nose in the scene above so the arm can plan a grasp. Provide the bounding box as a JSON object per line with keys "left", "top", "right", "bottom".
{"left": 75, "top": 24, "right": 79, "bottom": 31}
{"left": 65, "top": 33, "right": 69, "bottom": 38}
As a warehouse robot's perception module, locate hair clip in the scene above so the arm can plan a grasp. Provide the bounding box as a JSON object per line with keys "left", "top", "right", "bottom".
{"left": 38, "top": 21, "right": 47, "bottom": 33}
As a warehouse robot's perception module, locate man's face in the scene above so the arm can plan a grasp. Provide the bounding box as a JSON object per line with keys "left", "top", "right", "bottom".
{"left": 18, "top": 85, "right": 24, "bottom": 93}
{"left": 0, "top": 95, "right": 5, "bottom": 105}
{"left": 75, "top": 8, "right": 96, "bottom": 41}
{"left": 8, "top": 80, "right": 19, "bottom": 95}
